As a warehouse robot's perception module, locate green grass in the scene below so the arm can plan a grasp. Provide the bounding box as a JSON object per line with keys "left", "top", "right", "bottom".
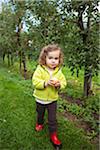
{"left": 0, "top": 62, "right": 98, "bottom": 150}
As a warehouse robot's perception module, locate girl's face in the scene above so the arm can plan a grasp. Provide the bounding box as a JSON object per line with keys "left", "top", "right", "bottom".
{"left": 46, "top": 50, "right": 60, "bottom": 69}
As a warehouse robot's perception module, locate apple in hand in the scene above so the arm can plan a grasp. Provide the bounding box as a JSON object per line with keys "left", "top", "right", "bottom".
{"left": 50, "top": 78, "right": 60, "bottom": 88}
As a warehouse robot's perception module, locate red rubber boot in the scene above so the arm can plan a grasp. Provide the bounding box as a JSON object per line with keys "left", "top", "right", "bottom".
{"left": 50, "top": 132, "right": 62, "bottom": 149}
{"left": 35, "top": 123, "right": 43, "bottom": 131}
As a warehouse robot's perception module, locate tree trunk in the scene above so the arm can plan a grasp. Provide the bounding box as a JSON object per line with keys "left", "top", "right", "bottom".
{"left": 11, "top": 53, "right": 13, "bottom": 65}
{"left": 84, "top": 68, "right": 92, "bottom": 97}
{"left": 16, "top": 19, "right": 22, "bottom": 73}
{"left": 7, "top": 53, "right": 10, "bottom": 66}
{"left": 19, "top": 51, "right": 22, "bottom": 73}
{"left": 22, "top": 52, "right": 27, "bottom": 80}
{"left": 77, "top": 3, "right": 92, "bottom": 97}
{"left": 3, "top": 53, "right": 5, "bottom": 63}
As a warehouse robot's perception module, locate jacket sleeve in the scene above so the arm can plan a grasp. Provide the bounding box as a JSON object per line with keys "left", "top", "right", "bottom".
{"left": 58, "top": 70, "right": 67, "bottom": 90}
{"left": 32, "top": 66, "right": 45, "bottom": 90}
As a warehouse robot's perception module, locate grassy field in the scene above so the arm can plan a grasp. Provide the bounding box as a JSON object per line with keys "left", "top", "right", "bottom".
{"left": 0, "top": 61, "right": 99, "bottom": 150}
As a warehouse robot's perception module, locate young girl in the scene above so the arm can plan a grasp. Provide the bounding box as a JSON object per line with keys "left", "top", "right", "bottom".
{"left": 32, "top": 44, "right": 66, "bottom": 149}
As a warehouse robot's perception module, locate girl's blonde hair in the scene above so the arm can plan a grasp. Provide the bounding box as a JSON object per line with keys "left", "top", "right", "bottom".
{"left": 38, "top": 44, "right": 63, "bottom": 67}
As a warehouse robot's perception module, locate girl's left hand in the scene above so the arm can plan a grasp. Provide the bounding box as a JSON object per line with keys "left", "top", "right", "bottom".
{"left": 54, "top": 81, "right": 61, "bottom": 88}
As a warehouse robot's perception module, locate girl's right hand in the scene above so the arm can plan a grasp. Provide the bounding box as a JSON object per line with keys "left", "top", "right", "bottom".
{"left": 45, "top": 80, "right": 53, "bottom": 87}
{"left": 44, "top": 80, "right": 55, "bottom": 87}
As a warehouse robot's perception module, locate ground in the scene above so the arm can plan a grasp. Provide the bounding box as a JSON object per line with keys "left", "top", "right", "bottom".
{"left": 59, "top": 93, "right": 99, "bottom": 146}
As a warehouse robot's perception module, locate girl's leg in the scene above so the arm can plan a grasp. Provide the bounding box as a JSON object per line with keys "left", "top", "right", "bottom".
{"left": 36, "top": 102, "right": 45, "bottom": 125}
{"left": 47, "top": 101, "right": 57, "bottom": 133}
{"left": 47, "top": 101, "right": 62, "bottom": 148}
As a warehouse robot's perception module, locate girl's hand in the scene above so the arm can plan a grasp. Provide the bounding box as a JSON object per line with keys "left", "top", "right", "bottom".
{"left": 44, "top": 80, "right": 54, "bottom": 87}
{"left": 54, "top": 81, "right": 61, "bottom": 88}
{"left": 49, "top": 79, "right": 61, "bottom": 88}
{"left": 44, "top": 78, "right": 60, "bottom": 88}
